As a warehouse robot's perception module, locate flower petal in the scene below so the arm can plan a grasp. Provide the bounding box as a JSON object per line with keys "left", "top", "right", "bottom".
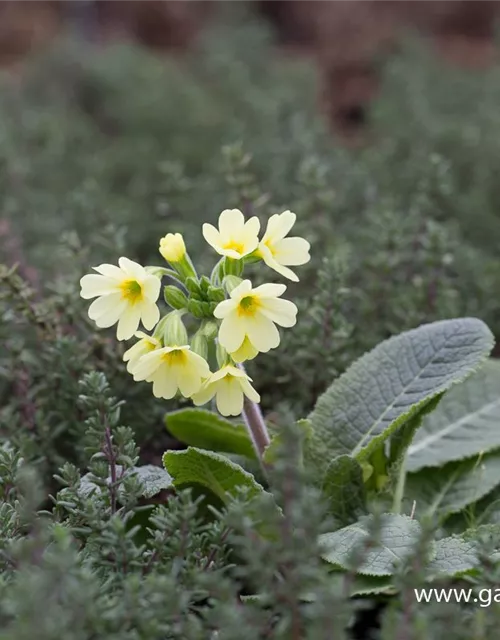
{"left": 93, "top": 264, "right": 125, "bottom": 280}
{"left": 260, "top": 247, "right": 299, "bottom": 281}
{"left": 88, "top": 293, "right": 126, "bottom": 325}
{"left": 213, "top": 298, "right": 237, "bottom": 319}
{"left": 252, "top": 282, "right": 287, "bottom": 298}
{"left": 230, "top": 337, "right": 259, "bottom": 363}
{"left": 132, "top": 348, "right": 168, "bottom": 379}
{"left": 152, "top": 366, "right": 177, "bottom": 399}
{"left": 192, "top": 381, "right": 217, "bottom": 406}
{"left": 216, "top": 379, "right": 244, "bottom": 416}
{"left": 140, "top": 300, "right": 160, "bottom": 331}
{"left": 176, "top": 366, "right": 203, "bottom": 398}
{"left": 230, "top": 279, "right": 252, "bottom": 300}
{"left": 259, "top": 297, "right": 298, "bottom": 327}
{"left": 80, "top": 274, "right": 119, "bottom": 299}
{"left": 142, "top": 275, "right": 161, "bottom": 302}
{"left": 118, "top": 257, "right": 145, "bottom": 280}
{"left": 187, "top": 351, "right": 211, "bottom": 378}
{"left": 245, "top": 314, "right": 280, "bottom": 352}
{"left": 244, "top": 216, "right": 261, "bottom": 239}
{"left": 263, "top": 210, "right": 296, "bottom": 243}
{"left": 116, "top": 305, "right": 142, "bottom": 341}
{"left": 123, "top": 340, "right": 147, "bottom": 364}
{"left": 218, "top": 315, "right": 246, "bottom": 352}
{"left": 240, "top": 377, "right": 260, "bottom": 403}
{"left": 202, "top": 223, "right": 222, "bottom": 252}
{"left": 218, "top": 209, "right": 245, "bottom": 236}
{"left": 273, "top": 237, "right": 311, "bottom": 266}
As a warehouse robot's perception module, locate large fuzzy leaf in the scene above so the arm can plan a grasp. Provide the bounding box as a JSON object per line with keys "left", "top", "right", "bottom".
{"left": 406, "top": 452, "right": 500, "bottom": 519}
{"left": 427, "top": 536, "right": 479, "bottom": 577}
{"left": 163, "top": 447, "right": 265, "bottom": 504}
{"left": 320, "top": 514, "right": 424, "bottom": 576}
{"left": 407, "top": 359, "right": 500, "bottom": 472}
{"left": 306, "top": 318, "right": 493, "bottom": 475}
{"left": 165, "top": 408, "right": 255, "bottom": 459}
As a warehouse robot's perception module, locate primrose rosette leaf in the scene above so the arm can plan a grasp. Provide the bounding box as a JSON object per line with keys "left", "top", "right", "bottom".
{"left": 305, "top": 318, "right": 494, "bottom": 477}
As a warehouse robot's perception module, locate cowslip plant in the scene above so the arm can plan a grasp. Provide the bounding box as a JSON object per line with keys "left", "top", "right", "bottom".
{"left": 80, "top": 207, "right": 310, "bottom": 459}
{"left": 80, "top": 205, "right": 500, "bottom": 597}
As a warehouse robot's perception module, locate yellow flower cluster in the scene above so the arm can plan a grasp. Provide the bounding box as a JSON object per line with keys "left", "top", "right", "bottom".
{"left": 80, "top": 208, "right": 310, "bottom": 416}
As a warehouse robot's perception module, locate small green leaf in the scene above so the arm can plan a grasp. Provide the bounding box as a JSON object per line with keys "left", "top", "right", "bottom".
{"left": 328, "top": 572, "right": 396, "bottom": 596}
{"left": 79, "top": 465, "right": 172, "bottom": 500}
{"left": 263, "top": 419, "right": 312, "bottom": 464}
{"left": 163, "top": 447, "right": 265, "bottom": 503}
{"left": 131, "top": 465, "right": 173, "bottom": 498}
{"left": 407, "top": 359, "right": 500, "bottom": 472}
{"left": 306, "top": 318, "right": 493, "bottom": 476}
{"left": 406, "top": 452, "right": 500, "bottom": 518}
{"left": 321, "top": 455, "right": 367, "bottom": 526}
{"left": 165, "top": 409, "right": 255, "bottom": 459}
{"left": 320, "top": 514, "right": 424, "bottom": 576}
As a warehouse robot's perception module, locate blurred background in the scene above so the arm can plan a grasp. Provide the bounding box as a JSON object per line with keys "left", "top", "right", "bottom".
{"left": 4, "top": 0, "right": 500, "bottom": 476}
{"left": 0, "top": 0, "right": 499, "bottom": 135}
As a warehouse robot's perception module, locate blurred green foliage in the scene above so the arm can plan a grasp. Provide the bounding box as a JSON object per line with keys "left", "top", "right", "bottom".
{"left": 2, "top": 9, "right": 500, "bottom": 477}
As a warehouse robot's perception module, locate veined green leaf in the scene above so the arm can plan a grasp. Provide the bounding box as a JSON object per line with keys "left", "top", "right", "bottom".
{"left": 321, "top": 455, "right": 367, "bottom": 526}
{"left": 406, "top": 452, "right": 500, "bottom": 518}
{"left": 306, "top": 318, "right": 493, "bottom": 475}
{"left": 427, "top": 536, "right": 479, "bottom": 578}
{"left": 163, "top": 447, "right": 266, "bottom": 503}
{"left": 165, "top": 408, "right": 255, "bottom": 459}
{"left": 79, "top": 465, "right": 172, "bottom": 500}
{"left": 320, "top": 513, "right": 424, "bottom": 576}
{"left": 407, "top": 359, "right": 500, "bottom": 472}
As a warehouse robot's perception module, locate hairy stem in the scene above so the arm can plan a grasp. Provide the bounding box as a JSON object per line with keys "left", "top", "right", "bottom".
{"left": 242, "top": 395, "right": 270, "bottom": 457}
{"left": 237, "top": 363, "right": 271, "bottom": 460}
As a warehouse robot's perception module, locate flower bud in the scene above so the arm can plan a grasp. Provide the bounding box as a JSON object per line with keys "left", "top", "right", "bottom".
{"left": 162, "top": 311, "right": 188, "bottom": 346}
{"left": 200, "top": 319, "right": 218, "bottom": 340}
{"left": 185, "top": 277, "right": 202, "bottom": 297}
{"left": 207, "top": 285, "right": 225, "bottom": 303}
{"left": 216, "top": 342, "right": 230, "bottom": 368}
{"left": 164, "top": 285, "right": 189, "bottom": 310}
{"left": 190, "top": 332, "right": 208, "bottom": 360}
{"left": 199, "top": 276, "right": 211, "bottom": 294}
{"left": 222, "top": 275, "right": 243, "bottom": 294}
{"left": 145, "top": 266, "right": 170, "bottom": 279}
{"left": 159, "top": 233, "right": 196, "bottom": 281}
{"left": 188, "top": 298, "right": 208, "bottom": 319}
{"left": 159, "top": 233, "right": 186, "bottom": 263}
{"left": 223, "top": 256, "right": 244, "bottom": 277}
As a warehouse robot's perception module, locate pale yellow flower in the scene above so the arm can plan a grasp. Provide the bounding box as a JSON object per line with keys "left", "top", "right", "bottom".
{"left": 80, "top": 257, "right": 161, "bottom": 341}
{"left": 192, "top": 364, "right": 260, "bottom": 416}
{"left": 159, "top": 233, "right": 186, "bottom": 263}
{"left": 202, "top": 209, "right": 260, "bottom": 259}
{"left": 132, "top": 345, "right": 210, "bottom": 399}
{"left": 123, "top": 331, "right": 161, "bottom": 376}
{"left": 258, "top": 210, "right": 310, "bottom": 282}
{"left": 214, "top": 279, "right": 297, "bottom": 356}
{"left": 230, "top": 336, "right": 259, "bottom": 364}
